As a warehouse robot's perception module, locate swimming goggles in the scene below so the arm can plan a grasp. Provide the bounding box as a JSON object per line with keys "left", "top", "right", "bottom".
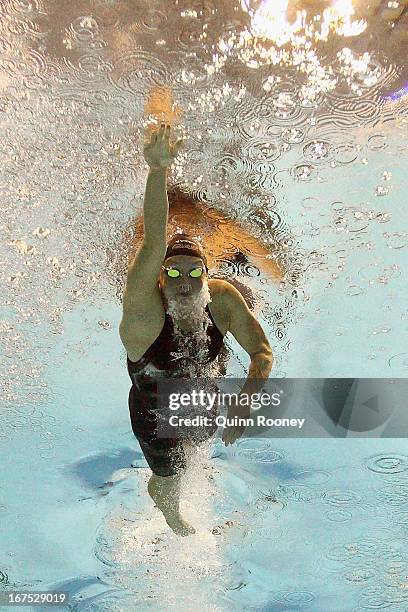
{"left": 162, "top": 266, "right": 203, "bottom": 278}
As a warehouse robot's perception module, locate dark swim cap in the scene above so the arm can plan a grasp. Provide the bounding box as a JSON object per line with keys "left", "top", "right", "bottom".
{"left": 165, "top": 232, "right": 208, "bottom": 271}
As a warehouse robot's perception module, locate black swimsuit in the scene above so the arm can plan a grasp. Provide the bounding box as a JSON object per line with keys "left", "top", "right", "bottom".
{"left": 127, "top": 304, "right": 225, "bottom": 476}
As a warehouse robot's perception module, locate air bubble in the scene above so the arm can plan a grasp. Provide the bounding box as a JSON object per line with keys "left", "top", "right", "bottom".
{"left": 375, "top": 185, "right": 389, "bottom": 196}
{"left": 32, "top": 227, "right": 50, "bottom": 238}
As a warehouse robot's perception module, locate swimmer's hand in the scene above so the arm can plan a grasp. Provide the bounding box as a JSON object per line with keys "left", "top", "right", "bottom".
{"left": 144, "top": 123, "right": 183, "bottom": 170}
{"left": 221, "top": 404, "right": 250, "bottom": 446}
{"left": 222, "top": 423, "right": 245, "bottom": 446}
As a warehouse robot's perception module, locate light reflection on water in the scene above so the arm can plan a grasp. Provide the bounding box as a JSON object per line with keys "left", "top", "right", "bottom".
{"left": 1, "top": 0, "right": 408, "bottom": 610}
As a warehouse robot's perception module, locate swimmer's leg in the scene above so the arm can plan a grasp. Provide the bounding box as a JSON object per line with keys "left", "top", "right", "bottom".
{"left": 147, "top": 470, "right": 196, "bottom": 536}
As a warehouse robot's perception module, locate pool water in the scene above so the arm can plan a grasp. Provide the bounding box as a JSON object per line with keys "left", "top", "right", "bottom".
{"left": 1, "top": 0, "right": 408, "bottom": 610}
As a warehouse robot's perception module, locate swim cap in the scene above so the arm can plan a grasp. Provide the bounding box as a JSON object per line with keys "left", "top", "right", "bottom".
{"left": 165, "top": 232, "right": 208, "bottom": 271}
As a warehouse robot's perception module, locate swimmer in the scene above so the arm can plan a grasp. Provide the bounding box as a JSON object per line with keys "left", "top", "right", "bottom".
{"left": 119, "top": 122, "right": 273, "bottom": 536}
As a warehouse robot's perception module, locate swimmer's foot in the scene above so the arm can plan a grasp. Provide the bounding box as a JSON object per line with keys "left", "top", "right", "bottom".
{"left": 164, "top": 513, "right": 196, "bottom": 537}
{"left": 153, "top": 500, "right": 196, "bottom": 536}
{"left": 147, "top": 478, "right": 195, "bottom": 536}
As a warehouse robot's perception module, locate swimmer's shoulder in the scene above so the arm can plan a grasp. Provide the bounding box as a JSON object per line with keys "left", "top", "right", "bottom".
{"left": 208, "top": 278, "right": 228, "bottom": 297}
{"left": 207, "top": 278, "right": 239, "bottom": 336}
{"left": 208, "top": 277, "right": 257, "bottom": 335}
{"left": 208, "top": 277, "right": 233, "bottom": 299}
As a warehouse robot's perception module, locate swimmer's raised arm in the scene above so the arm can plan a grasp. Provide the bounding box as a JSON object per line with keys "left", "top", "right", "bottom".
{"left": 141, "top": 124, "right": 183, "bottom": 250}
{"left": 142, "top": 167, "right": 168, "bottom": 253}
{"left": 124, "top": 125, "right": 183, "bottom": 299}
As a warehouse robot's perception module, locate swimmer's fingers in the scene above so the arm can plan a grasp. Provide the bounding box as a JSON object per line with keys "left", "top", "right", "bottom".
{"left": 164, "top": 124, "right": 171, "bottom": 141}
{"left": 151, "top": 130, "right": 158, "bottom": 144}
{"left": 222, "top": 424, "right": 245, "bottom": 446}
{"left": 171, "top": 138, "right": 184, "bottom": 158}
{"left": 224, "top": 427, "right": 239, "bottom": 446}
{"left": 143, "top": 124, "right": 183, "bottom": 168}
{"left": 158, "top": 123, "right": 167, "bottom": 140}
{"left": 144, "top": 123, "right": 166, "bottom": 146}
{"left": 143, "top": 129, "right": 157, "bottom": 149}
{"left": 221, "top": 427, "right": 230, "bottom": 446}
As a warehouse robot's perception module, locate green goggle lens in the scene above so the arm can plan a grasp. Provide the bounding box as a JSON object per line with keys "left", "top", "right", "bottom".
{"left": 165, "top": 267, "right": 203, "bottom": 278}
{"left": 189, "top": 267, "right": 203, "bottom": 278}
{"left": 166, "top": 268, "right": 181, "bottom": 278}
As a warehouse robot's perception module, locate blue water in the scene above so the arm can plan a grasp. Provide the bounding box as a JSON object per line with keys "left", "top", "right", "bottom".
{"left": 1, "top": 0, "right": 408, "bottom": 610}
{"left": 1, "top": 303, "right": 407, "bottom": 610}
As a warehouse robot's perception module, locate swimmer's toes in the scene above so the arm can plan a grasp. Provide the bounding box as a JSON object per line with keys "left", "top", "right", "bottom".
{"left": 178, "top": 520, "right": 196, "bottom": 536}
{"left": 168, "top": 516, "right": 196, "bottom": 536}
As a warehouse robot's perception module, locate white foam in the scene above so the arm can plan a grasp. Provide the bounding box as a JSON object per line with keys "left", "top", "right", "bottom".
{"left": 164, "top": 279, "right": 218, "bottom": 378}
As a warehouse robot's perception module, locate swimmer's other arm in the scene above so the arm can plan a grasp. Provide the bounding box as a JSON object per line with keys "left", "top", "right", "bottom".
{"left": 223, "top": 282, "right": 273, "bottom": 398}
{"left": 221, "top": 282, "right": 273, "bottom": 445}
